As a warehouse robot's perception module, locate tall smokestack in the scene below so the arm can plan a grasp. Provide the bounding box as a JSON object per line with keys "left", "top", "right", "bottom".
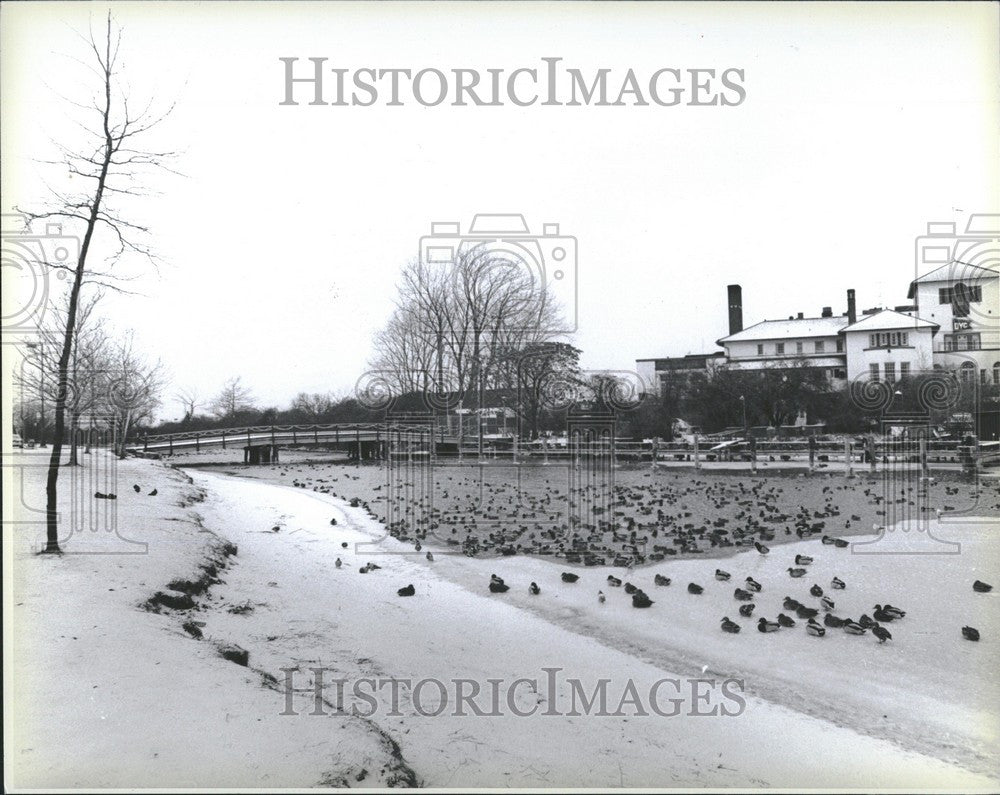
{"left": 727, "top": 284, "right": 743, "bottom": 336}
{"left": 847, "top": 289, "right": 856, "bottom": 325}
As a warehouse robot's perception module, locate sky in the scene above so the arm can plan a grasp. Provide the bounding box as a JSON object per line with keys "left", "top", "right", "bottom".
{"left": 2, "top": 1, "right": 998, "bottom": 421}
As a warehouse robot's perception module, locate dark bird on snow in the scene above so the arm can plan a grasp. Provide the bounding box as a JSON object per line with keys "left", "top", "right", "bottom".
{"left": 962, "top": 626, "right": 980, "bottom": 641}
{"left": 607, "top": 575, "right": 622, "bottom": 587}
{"left": 824, "top": 613, "right": 846, "bottom": 628}
{"left": 973, "top": 580, "right": 993, "bottom": 593}
{"left": 426, "top": 551, "right": 434, "bottom": 562}
{"left": 734, "top": 587, "right": 754, "bottom": 602}
{"left": 397, "top": 584, "right": 415, "bottom": 597}
{"left": 334, "top": 557, "right": 342, "bottom": 569}
{"left": 872, "top": 606, "right": 898, "bottom": 622}
{"left": 721, "top": 617, "right": 741, "bottom": 634}
{"left": 561, "top": 572, "right": 580, "bottom": 583}
{"left": 745, "top": 577, "right": 762, "bottom": 593}
{"left": 820, "top": 596, "right": 835, "bottom": 612}
{"left": 687, "top": 583, "right": 704, "bottom": 595}
{"left": 858, "top": 614, "right": 876, "bottom": 629}
{"left": 795, "top": 554, "right": 813, "bottom": 565}
{"left": 632, "top": 592, "right": 654, "bottom": 608}
{"left": 783, "top": 596, "right": 802, "bottom": 611}
{"left": 624, "top": 582, "right": 638, "bottom": 594}
{"left": 796, "top": 605, "right": 819, "bottom": 620}
{"left": 529, "top": 582, "right": 540, "bottom": 595}
{"left": 787, "top": 567, "right": 806, "bottom": 578}
{"left": 598, "top": 591, "right": 606, "bottom": 604}
{"left": 715, "top": 569, "right": 731, "bottom": 581}
{"left": 872, "top": 624, "right": 892, "bottom": 643}
{"left": 654, "top": 574, "right": 671, "bottom": 587}
{"left": 843, "top": 620, "right": 867, "bottom": 635}
{"left": 777, "top": 613, "right": 796, "bottom": 628}
{"left": 806, "top": 620, "right": 826, "bottom": 637}
{"left": 148, "top": 488, "right": 158, "bottom": 496}
{"left": 133, "top": 484, "right": 141, "bottom": 493}
{"left": 758, "top": 617, "right": 780, "bottom": 633}
{"left": 489, "top": 580, "right": 510, "bottom": 593}
{"left": 739, "top": 603, "right": 756, "bottom": 617}
{"left": 341, "top": 542, "right": 348, "bottom": 548}
{"left": 755, "top": 541, "right": 770, "bottom": 554}
{"left": 831, "top": 576, "right": 846, "bottom": 590}
{"left": 810, "top": 584, "right": 824, "bottom": 598}
{"left": 330, "top": 518, "right": 338, "bottom": 526}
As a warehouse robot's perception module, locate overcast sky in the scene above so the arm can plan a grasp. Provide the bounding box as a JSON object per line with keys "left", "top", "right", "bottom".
{"left": 2, "top": 1, "right": 997, "bottom": 421}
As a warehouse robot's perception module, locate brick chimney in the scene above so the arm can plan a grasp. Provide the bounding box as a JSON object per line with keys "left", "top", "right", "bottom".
{"left": 847, "top": 289, "right": 856, "bottom": 325}
{"left": 821, "top": 306, "right": 832, "bottom": 317}
{"left": 727, "top": 284, "right": 743, "bottom": 336}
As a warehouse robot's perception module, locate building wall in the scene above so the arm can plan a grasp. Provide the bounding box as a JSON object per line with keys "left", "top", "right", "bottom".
{"left": 844, "top": 326, "right": 936, "bottom": 382}
{"left": 914, "top": 276, "right": 1000, "bottom": 379}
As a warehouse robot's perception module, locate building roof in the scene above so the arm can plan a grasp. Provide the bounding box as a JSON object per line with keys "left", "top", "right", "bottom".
{"left": 717, "top": 315, "right": 847, "bottom": 344}
{"left": 841, "top": 309, "right": 939, "bottom": 333}
{"left": 907, "top": 260, "right": 998, "bottom": 298}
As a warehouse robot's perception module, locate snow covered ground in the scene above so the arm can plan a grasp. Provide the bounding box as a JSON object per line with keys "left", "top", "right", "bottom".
{"left": 5, "top": 450, "right": 999, "bottom": 789}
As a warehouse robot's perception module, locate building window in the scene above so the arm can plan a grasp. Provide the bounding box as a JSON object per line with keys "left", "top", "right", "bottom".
{"left": 869, "top": 363, "right": 880, "bottom": 381}
{"left": 757, "top": 344, "right": 764, "bottom": 355}
{"left": 796, "top": 341, "right": 803, "bottom": 354}
{"left": 815, "top": 340, "right": 825, "bottom": 353}
{"left": 943, "top": 333, "right": 982, "bottom": 351}
{"left": 869, "top": 331, "right": 909, "bottom": 349}
{"left": 836, "top": 339, "right": 844, "bottom": 352}
{"left": 776, "top": 343, "right": 785, "bottom": 355}
{"left": 834, "top": 368, "right": 846, "bottom": 379}
{"left": 884, "top": 362, "right": 896, "bottom": 384}
{"left": 900, "top": 362, "right": 910, "bottom": 379}
{"left": 960, "top": 362, "right": 975, "bottom": 383}
{"left": 994, "top": 362, "right": 1000, "bottom": 385}
{"left": 939, "top": 285, "right": 980, "bottom": 305}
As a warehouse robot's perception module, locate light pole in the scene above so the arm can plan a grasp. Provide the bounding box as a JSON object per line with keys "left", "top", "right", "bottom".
{"left": 26, "top": 341, "right": 46, "bottom": 447}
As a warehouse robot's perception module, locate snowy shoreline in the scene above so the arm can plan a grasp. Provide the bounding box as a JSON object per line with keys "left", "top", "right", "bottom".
{"left": 6, "top": 451, "right": 999, "bottom": 789}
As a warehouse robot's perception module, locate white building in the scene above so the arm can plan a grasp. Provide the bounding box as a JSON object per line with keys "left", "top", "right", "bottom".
{"left": 907, "top": 262, "right": 1000, "bottom": 385}
{"left": 717, "top": 315, "right": 848, "bottom": 382}
{"left": 841, "top": 309, "right": 938, "bottom": 383}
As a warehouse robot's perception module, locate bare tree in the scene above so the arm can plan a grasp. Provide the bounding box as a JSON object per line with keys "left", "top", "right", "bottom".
{"left": 210, "top": 376, "right": 256, "bottom": 419}
{"left": 106, "top": 332, "right": 164, "bottom": 458}
{"left": 18, "top": 14, "right": 177, "bottom": 553}
{"left": 174, "top": 386, "right": 202, "bottom": 421}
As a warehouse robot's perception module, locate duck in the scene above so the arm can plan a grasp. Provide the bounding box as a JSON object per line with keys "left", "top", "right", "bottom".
{"left": 872, "top": 606, "right": 897, "bottom": 623}
{"left": 824, "top": 613, "right": 847, "bottom": 628}
{"left": 796, "top": 605, "right": 819, "bottom": 620}
{"left": 624, "top": 582, "right": 638, "bottom": 594}
{"left": 426, "top": 551, "right": 434, "bottom": 562}
{"left": 330, "top": 518, "right": 338, "bottom": 526}
{"left": 820, "top": 596, "right": 835, "bottom": 612}
{"left": 821, "top": 535, "right": 836, "bottom": 545}
{"left": 490, "top": 573, "right": 505, "bottom": 585}
{"left": 809, "top": 584, "right": 824, "bottom": 598}
{"left": 831, "top": 576, "right": 846, "bottom": 590}
{"left": 654, "top": 574, "right": 671, "bottom": 587}
{"left": 687, "top": 583, "right": 704, "bottom": 595}
{"left": 414, "top": 541, "right": 422, "bottom": 552}
{"left": 744, "top": 577, "right": 762, "bottom": 593}
{"left": 148, "top": 489, "right": 157, "bottom": 496}
{"left": 973, "top": 580, "right": 993, "bottom": 593}
{"left": 795, "top": 554, "right": 814, "bottom": 565}
{"left": 783, "top": 596, "right": 802, "bottom": 611}
{"left": 777, "top": 613, "right": 796, "bottom": 628}
{"left": 529, "top": 582, "right": 540, "bottom": 595}
{"left": 754, "top": 541, "right": 770, "bottom": 554}
{"left": 607, "top": 575, "right": 623, "bottom": 587}
{"left": 787, "top": 567, "right": 807, "bottom": 578}
{"left": 739, "top": 603, "right": 756, "bottom": 618}
{"left": 858, "top": 614, "right": 876, "bottom": 629}
{"left": 733, "top": 587, "right": 753, "bottom": 602}
{"left": 806, "top": 620, "right": 826, "bottom": 637}
{"left": 632, "top": 592, "right": 654, "bottom": 608}
{"left": 758, "top": 617, "right": 780, "bottom": 633}
{"left": 834, "top": 538, "right": 849, "bottom": 548}
{"left": 962, "top": 626, "right": 980, "bottom": 641}
{"left": 397, "top": 584, "right": 415, "bottom": 597}
{"left": 721, "top": 617, "right": 741, "bottom": 634}
{"left": 715, "top": 569, "right": 731, "bottom": 582}
{"left": 489, "top": 580, "right": 510, "bottom": 593}
{"left": 843, "top": 620, "right": 867, "bottom": 635}
{"left": 598, "top": 591, "right": 606, "bottom": 604}
{"left": 133, "top": 484, "right": 141, "bottom": 493}
{"left": 872, "top": 624, "right": 892, "bottom": 643}
{"left": 882, "top": 604, "right": 905, "bottom": 619}
{"left": 334, "top": 557, "right": 342, "bottom": 569}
